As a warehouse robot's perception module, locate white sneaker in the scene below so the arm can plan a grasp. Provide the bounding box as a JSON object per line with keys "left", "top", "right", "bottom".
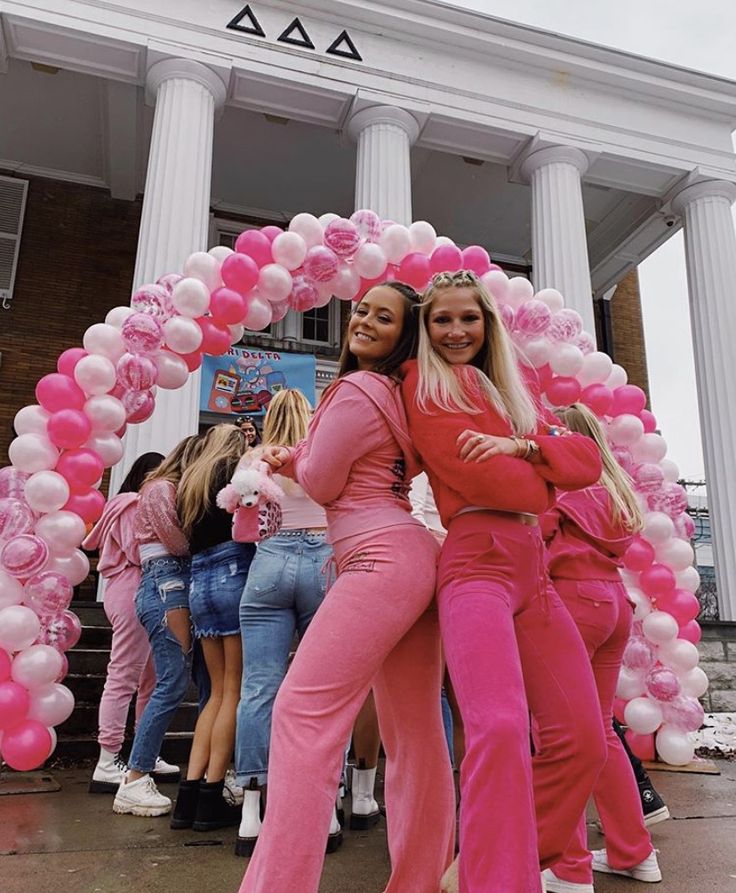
{"left": 223, "top": 769, "right": 244, "bottom": 806}
{"left": 152, "top": 756, "right": 181, "bottom": 782}
{"left": 113, "top": 774, "right": 172, "bottom": 817}
{"left": 542, "top": 868, "right": 594, "bottom": 892}
{"left": 592, "top": 848, "right": 662, "bottom": 883}
{"left": 89, "top": 747, "right": 128, "bottom": 794}
{"left": 440, "top": 856, "right": 459, "bottom": 893}
{"left": 349, "top": 766, "right": 381, "bottom": 830}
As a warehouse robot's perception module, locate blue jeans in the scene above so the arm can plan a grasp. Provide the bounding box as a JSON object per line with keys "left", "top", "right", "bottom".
{"left": 128, "top": 556, "right": 192, "bottom": 774}
{"left": 189, "top": 541, "right": 255, "bottom": 638}
{"left": 235, "top": 530, "right": 331, "bottom": 785}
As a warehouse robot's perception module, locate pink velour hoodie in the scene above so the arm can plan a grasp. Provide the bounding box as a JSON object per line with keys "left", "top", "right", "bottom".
{"left": 282, "top": 371, "right": 424, "bottom": 544}
{"left": 83, "top": 492, "right": 140, "bottom": 580}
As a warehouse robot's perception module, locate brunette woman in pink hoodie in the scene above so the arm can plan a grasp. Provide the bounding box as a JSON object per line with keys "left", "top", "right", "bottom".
{"left": 84, "top": 452, "right": 163, "bottom": 793}
{"left": 540, "top": 404, "right": 661, "bottom": 892}
{"left": 240, "top": 282, "right": 455, "bottom": 893}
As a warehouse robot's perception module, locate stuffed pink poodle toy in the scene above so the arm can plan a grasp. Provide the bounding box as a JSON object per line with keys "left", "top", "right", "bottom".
{"left": 217, "top": 458, "right": 284, "bottom": 543}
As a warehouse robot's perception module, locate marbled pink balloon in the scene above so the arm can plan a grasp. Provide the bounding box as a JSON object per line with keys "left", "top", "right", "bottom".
{"left": 547, "top": 309, "right": 583, "bottom": 342}
{"left": 633, "top": 463, "right": 665, "bottom": 494}
{"left": 0, "top": 468, "right": 30, "bottom": 499}
{"left": 513, "top": 299, "right": 552, "bottom": 337}
{"left": 1, "top": 534, "right": 49, "bottom": 579}
{"left": 121, "top": 313, "right": 164, "bottom": 355}
{"left": 646, "top": 667, "right": 681, "bottom": 702}
{"left": 303, "top": 246, "right": 339, "bottom": 284}
{"left": 116, "top": 353, "right": 159, "bottom": 391}
{"left": 36, "top": 609, "right": 82, "bottom": 653}
{"left": 156, "top": 273, "right": 183, "bottom": 294}
{"left": 674, "top": 512, "right": 695, "bottom": 541}
{"left": 648, "top": 482, "right": 689, "bottom": 519}
{"left": 622, "top": 636, "right": 656, "bottom": 672}
{"left": 323, "top": 218, "right": 362, "bottom": 259}
{"left": 350, "top": 209, "right": 382, "bottom": 243}
{"left": 23, "top": 571, "right": 74, "bottom": 618}
{"left": 131, "top": 284, "right": 174, "bottom": 321}
{"left": 288, "top": 275, "right": 319, "bottom": 312}
{"left": 0, "top": 498, "right": 35, "bottom": 543}
{"left": 661, "top": 695, "right": 705, "bottom": 732}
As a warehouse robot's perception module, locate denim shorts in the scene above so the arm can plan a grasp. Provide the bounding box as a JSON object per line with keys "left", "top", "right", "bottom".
{"left": 189, "top": 540, "right": 255, "bottom": 638}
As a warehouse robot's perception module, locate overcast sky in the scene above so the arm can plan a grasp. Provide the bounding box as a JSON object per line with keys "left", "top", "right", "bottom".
{"left": 451, "top": 0, "right": 736, "bottom": 480}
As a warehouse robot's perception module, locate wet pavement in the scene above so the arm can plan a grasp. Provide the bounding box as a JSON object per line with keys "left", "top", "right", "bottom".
{"left": 1, "top": 759, "right": 734, "bottom": 892}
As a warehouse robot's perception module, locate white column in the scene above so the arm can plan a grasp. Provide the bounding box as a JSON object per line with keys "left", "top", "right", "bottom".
{"left": 521, "top": 146, "right": 595, "bottom": 338}
{"left": 111, "top": 58, "right": 227, "bottom": 490}
{"left": 671, "top": 180, "right": 736, "bottom": 622}
{"left": 347, "top": 106, "right": 419, "bottom": 225}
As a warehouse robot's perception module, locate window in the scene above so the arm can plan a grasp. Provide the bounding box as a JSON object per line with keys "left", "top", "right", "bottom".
{"left": 302, "top": 304, "right": 333, "bottom": 344}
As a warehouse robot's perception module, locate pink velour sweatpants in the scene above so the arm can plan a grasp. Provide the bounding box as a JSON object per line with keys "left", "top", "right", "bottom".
{"left": 239, "top": 523, "right": 455, "bottom": 893}
{"left": 98, "top": 566, "right": 155, "bottom": 753}
{"left": 438, "top": 512, "right": 606, "bottom": 893}
{"left": 550, "top": 578, "right": 653, "bottom": 884}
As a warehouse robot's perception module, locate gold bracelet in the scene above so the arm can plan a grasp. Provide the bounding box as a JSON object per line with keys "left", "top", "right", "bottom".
{"left": 510, "top": 435, "right": 526, "bottom": 457}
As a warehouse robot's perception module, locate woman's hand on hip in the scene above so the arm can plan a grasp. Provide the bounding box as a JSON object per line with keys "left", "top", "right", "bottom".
{"left": 457, "top": 430, "right": 518, "bottom": 463}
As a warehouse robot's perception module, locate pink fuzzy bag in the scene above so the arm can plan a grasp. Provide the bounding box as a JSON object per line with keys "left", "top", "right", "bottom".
{"left": 217, "top": 459, "right": 284, "bottom": 544}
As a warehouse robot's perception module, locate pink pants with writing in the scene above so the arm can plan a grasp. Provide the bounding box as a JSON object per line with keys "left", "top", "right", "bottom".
{"left": 550, "top": 578, "right": 653, "bottom": 883}
{"left": 97, "top": 566, "right": 155, "bottom": 753}
{"left": 239, "top": 523, "right": 455, "bottom": 893}
{"left": 438, "top": 512, "right": 606, "bottom": 893}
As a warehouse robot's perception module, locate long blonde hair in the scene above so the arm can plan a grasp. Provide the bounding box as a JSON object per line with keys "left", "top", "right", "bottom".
{"left": 262, "top": 389, "right": 311, "bottom": 448}
{"left": 142, "top": 434, "right": 203, "bottom": 489}
{"left": 555, "top": 403, "right": 643, "bottom": 532}
{"left": 416, "top": 270, "right": 538, "bottom": 434}
{"left": 177, "top": 424, "right": 247, "bottom": 538}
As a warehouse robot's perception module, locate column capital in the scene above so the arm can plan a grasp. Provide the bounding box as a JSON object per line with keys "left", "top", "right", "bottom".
{"left": 145, "top": 58, "right": 228, "bottom": 109}
{"left": 671, "top": 179, "right": 736, "bottom": 215}
{"left": 347, "top": 105, "right": 420, "bottom": 146}
{"left": 520, "top": 145, "right": 589, "bottom": 182}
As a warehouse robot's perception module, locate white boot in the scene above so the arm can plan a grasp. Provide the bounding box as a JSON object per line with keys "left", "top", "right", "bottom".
{"left": 349, "top": 766, "right": 381, "bottom": 830}
{"left": 89, "top": 746, "right": 127, "bottom": 794}
{"left": 113, "top": 774, "right": 172, "bottom": 817}
{"left": 441, "top": 856, "right": 459, "bottom": 893}
{"left": 235, "top": 788, "right": 262, "bottom": 857}
{"left": 326, "top": 804, "right": 343, "bottom": 854}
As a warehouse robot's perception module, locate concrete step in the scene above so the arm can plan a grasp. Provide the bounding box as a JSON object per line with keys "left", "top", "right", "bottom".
{"left": 59, "top": 700, "right": 199, "bottom": 737}
{"left": 55, "top": 731, "right": 193, "bottom": 765}
{"left": 70, "top": 601, "right": 110, "bottom": 627}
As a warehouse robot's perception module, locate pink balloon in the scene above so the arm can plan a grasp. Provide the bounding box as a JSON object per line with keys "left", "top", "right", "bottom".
{"left": 646, "top": 667, "right": 681, "bottom": 702}
{"left": 580, "top": 383, "right": 613, "bottom": 416}
{"left": 288, "top": 275, "right": 319, "bottom": 312}
{"left": 221, "top": 252, "right": 260, "bottom": 294}
{"left": 0, "top": 467, "right": 30, "bottom": 499}
{"left": 210, "top": 288, "right": 247, "bottom": 325}
{"left": 122, "top": 389, "right": 156, "bottom": 424}
{"left": 242, "top": 296, "right": 273, "bottom": 331}
{"left": 633, "top": 463, "right": 665, "bottom": 494}
{"left": 116, "top": 353, "right": 158, "bottom": 391}
{"left": 656, "top": 589, "right": 700, "bottom": 625}
{"left": 56, "top": 348, "right": 88, "bottom": 378}
{"left": 27, "top": 682, "right": 75, "bottom": 726}
{"left": 24, "top": 572, "right": 74, "bottom": 617}
{"left": 622, "top": 636, "right": 656, "bottom": 672}
{"left": 303, "top": 246, "right": 339, "bottom": 283}
{"left": 0, "top": 498, "right": 34, "bottom": 543}
{"left": 62, "top": 488, "right": 105, "bottom": 525}
{"left": 37, "top": 609, "right": 82, "bottom": 653}
{"left": 648, "top": 482, "right": 688, "bottom": 519}
{"left": 234, "top": 230, "right": 273, "bottom": 268}
{"left": 0, "top": 647, "right": 10, "bottom": 682}
{"left": 545, "top": 376, "right": 582, "bottom": 406}
{"left": 154, "top": 352, "right": 189, "bottom": 390}
{"left": 622, "top": 537, "right": 655, "bottom": 572}
{"left": 461, "top": 245, "right": 491, "bottom": 276}
{"left": 0, "top": 680, "right": 30, "bottom": 729}
{"left": 611, "top": 384, "right": 647, "bottom": 417}
{"left": 261, "top": 225, "right": 284, "bottom": 242}
{"left": 131, "top": 283, "right": 174, "bottom": 321}
{"left": 121, "top": 313, "right": 164, "bottom": 354}
{"left": 429, "top": 244, "right": 463, "bottom": 274}
{"left": 36, "top": 373, "right": 86, "bottom": 413}
{"left": 56, "top": 447, "right": 105, "bottom": 491}
{"left": 661, "top": 695, "right": 704, "bottom": 732}
{"left": 350, "top": 210, "right": 382, "bottom": 243}
{"left": 547, "top": 309, "right": 583, "bottom": 342}
{"left": 514, "top": 300, "right": 552, "bottom": 337}
{"left": 1, "top": 535, "right": 49, "bottom": 579}
{"left": 678, "top": 620, "right": 702, "bottom": 644}
{"left": 47, "top": 409, "right": 92, "bottom": 450}
{"left": 10, "top": 644, "right": 64, "bottom": 689}
{"left": 324, "top": 218, "right": 362, "bottom": 259}
{"left": 396, "top": 252, "right": 431, "bottom": 290}
{"left": 197, "top": 317, "right": 232, "bottom": 356}
{"left": 640, "top": 563, "right": 677, "bottom": 597}
{"left": 0, "top": 570, "right": 24, "bottom": 610}
{"left": 179, "top": 350, "right": 203, "bottom": 372}
{"left": 0, "top": 718, "right": 52, "bottom": 770}
{"left": 640, "top": 409, "right": 658, "bottom": 433}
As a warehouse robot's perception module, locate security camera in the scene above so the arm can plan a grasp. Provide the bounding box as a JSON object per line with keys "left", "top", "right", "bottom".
{"left": 663, "top": 215, "right": 677, "bottom": 228}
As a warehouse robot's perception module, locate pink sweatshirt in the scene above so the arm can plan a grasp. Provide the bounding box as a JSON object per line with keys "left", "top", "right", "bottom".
{"left": 134, "top": 479, "right": 189, "bottom": 557}
{"left": 83, "top": 492, "right": 140, "bottom": 580}
{"left": 539, "top": 485, "right": 633, "bottom": 581}
{"left": 281, "top": 371, "right": 423, "bottom": 544}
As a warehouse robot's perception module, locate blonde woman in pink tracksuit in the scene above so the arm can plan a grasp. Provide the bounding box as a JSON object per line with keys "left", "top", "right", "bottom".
{"left": 239, "top": 281, "right": 455, "bottom": 893}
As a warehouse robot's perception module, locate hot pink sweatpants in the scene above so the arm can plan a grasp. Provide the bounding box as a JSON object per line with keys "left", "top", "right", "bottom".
{"left": 550, "top": 578, "right": 653, "bottom": 883}
{"left": 438, "top": 513, "right": 606, "bottom": 893}
{"left": 239, "top": 523, "right": 455, "bottom": 893}
{"left": 98, "top": 566, "right": 155, "bottom": 753}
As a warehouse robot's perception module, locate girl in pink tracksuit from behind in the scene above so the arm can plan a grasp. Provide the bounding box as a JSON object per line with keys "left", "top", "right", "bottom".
{"left": 540, "top": 403, "right": 661, "bottom": 891}
{"left": 239, "top": 282, "right": 455, "bottom": 893}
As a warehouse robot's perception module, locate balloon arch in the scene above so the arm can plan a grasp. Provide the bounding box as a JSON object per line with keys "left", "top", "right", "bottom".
{"left": 0, "top": 210, "right": 706, "bottom": 771}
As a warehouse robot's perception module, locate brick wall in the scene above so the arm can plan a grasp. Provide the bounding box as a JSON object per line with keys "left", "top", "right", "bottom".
{"left": 0, "top": 175, "right": 141, "bottom": 464}
{"left": 609, "top": 268, "right": 651, "bottom": 401}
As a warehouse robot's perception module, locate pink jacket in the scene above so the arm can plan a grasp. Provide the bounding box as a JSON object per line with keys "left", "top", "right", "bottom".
{"left": 83, "top": 492, "right": 140, "bottom": 581}
{"left": 282, "top": 371, "right": 423, "bottom": 544}
{"left": 134, "top": 479, "right": 189, "bottom": 556}
{"left": 540, "top": 485, "right": 633, "bottom": 581}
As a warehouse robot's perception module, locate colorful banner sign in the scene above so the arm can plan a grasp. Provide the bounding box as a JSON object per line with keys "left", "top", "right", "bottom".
{"left": 200, "top": 347, "right": 316, "bottom": 416}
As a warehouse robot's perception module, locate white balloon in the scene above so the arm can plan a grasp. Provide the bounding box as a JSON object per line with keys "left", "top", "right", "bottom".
{"left": 409, "top": 220, "right": 437, "bottom": 254}
{"left": 519, "top": 339, "right": 551, "bottom": 368}
{"left": 271, "top": 232, "right": 308, "bottom": 271}
{"left": 550, "top": 343, "right": 584, "bottom": 377}
{"left": 656, "top": 725, "right": 694, "bottom": 766}
{"left": 654, "top": 537, "right": 694, "bottom": 571}
{"left": 8, "top": 434, "right": 60, "bottom": 474}
{"left": 258, "top": 264, "right": 293, "bottom": 303}
{"left": 577, "top": 351, "right": 613, "bottom": 387}
{"left": 318, "top": 212, "right": 340, "bottom": 228}
{"left": 506, "top": 277, "right": 535, "bottom": 309}
{"left": 616, "top": 667, "right": 647, "bottom": 699}
{"left": 642, "top": 610, "right": 679, "bottom": 644}
{"left": 74, "top": 354, "right": 117, "bottom": 396}
{"left": 481, "top": 270, "right": 510, "bottom": 304}
{"left": 105, "top": 306, "right": 135, "bottom": 330}
{"left": 641, "top": 511, "right": 675, "bottom": 545}
{"left": 658, "top": 639, "right": 700, "bottom": 674}
{"left": 679, "top": 666, "right": 709, "bottom": 698}
{"left": 154, "top": 352, "right": 189, "bottom": 390}
{"left": 45, "top": 550, "right": 90, "bottom": 586}
{"left": 163, "top": 316, "right": 203, "bottom": 354}
{"left": 624, "top": 696, "right": 663, "bottom": 735}
{"left": 675, "top": 565, "right": 701, "bottom": 594}
{"left": 605, "top": 363, "right": 628, "bottom": 388}
{"left": 84, "top": 395, "right": 126, "bottom": 433}
{"left": 171, "top": 277, "right": 211, "bottom": 318}
{"left": 659, "top": 458, "right": 680, "bottom": 483}
{"left": 24, "top": 471, "right": 70, "bottom": 514}
{"left": 535, "top": 288, "right": 565, "bottom": 313}
{"left": 27, "top": 682, "right": 75, "bottom": 726}
{"left": 85, "top": 433, "right": 123, "bottom": 468}
{"left": 626, "top": 586, "right": 652, "bottom": 621}
{"left": 14, "top": 405, "right": 50, "bottom": 436}
{"left": 83, "top": 323, "right": 125, "bottom": 362}
{"left": 0, "top": 570, "right": 24, "bottom": 610}
{"left": 379, "top": 224, "right": 411, "bottom": 264}
{"left": 0, "top": 604, "right": 41, "bottom": 652}
{"left": 330, "top": 265, "right": 361, "bottom": 301}
{"left": 353, "top": 243, "right": 388, "bottom": 279}
{"left": 631, "top": 433, "right": 668, "bottom": 464}
{"left": 289, "top": 213, "right": 324, "bottom": 248}
{"left": 183, "top": 251, "right": 222, "bottom": 292}
{"left": 228, "top": 324, "right": 244, "bottom": 345}
{"left": 607, "top": 414, "right": 644, "bottom": 446}
{"left": 208, "top": 245, "right": 234, "bottom": 263}
{"left": 434, "top": 235, "right": 456, "bottom": 248}
{"left": 10, "top": 644, "right": 63, "bottom": 689}
{"left": 35, "top": 510, "right": 86, "bottom": 552}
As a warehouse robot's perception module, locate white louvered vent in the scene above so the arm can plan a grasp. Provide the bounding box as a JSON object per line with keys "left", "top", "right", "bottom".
{"left": 0, "top": 176, "right": 29, "bottom": 310}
